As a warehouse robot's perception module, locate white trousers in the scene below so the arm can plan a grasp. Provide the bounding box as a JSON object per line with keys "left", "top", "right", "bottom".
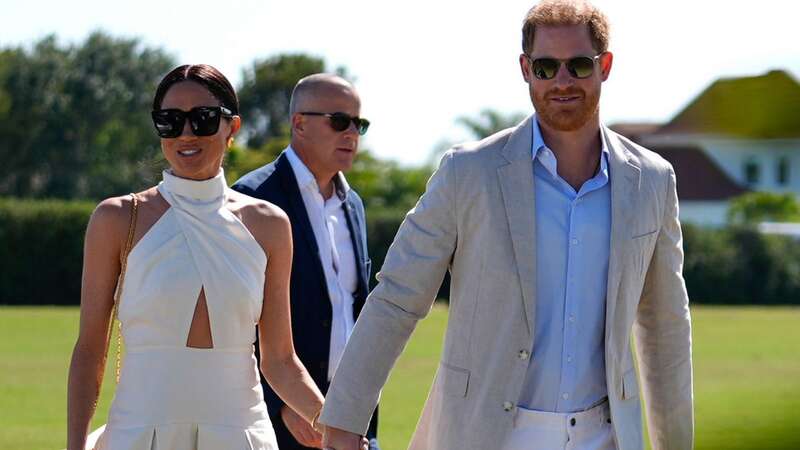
{"left": 501, "top": 401, "right": 617, "bottom": 450}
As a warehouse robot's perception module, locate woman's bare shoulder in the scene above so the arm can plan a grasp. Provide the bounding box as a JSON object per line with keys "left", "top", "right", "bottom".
{"left": 227, "top": 190, "right": 291, "bottom": 248}
{"left": 91, "top": 195, "right": 132, "bottom": 232}
{"left": 89, "top": 187, "right": 160, "bottom": 239}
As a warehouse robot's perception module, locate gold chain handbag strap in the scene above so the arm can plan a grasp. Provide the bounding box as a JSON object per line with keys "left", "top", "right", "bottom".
{"left": 107, "top": 193, "right": 138, "bottom": 384}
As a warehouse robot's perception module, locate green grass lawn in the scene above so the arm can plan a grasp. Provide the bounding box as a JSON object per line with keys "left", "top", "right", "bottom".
{"left": 1, "top": 305, "right": 798, "bottom": 450}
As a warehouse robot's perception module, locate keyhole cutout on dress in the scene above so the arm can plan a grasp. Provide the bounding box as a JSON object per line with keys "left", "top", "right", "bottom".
{"left": 186, "top": 286, "right": 214, "bottom": 348}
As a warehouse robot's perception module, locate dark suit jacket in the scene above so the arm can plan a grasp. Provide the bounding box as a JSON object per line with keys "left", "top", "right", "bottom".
{"left": 232, "top": 152, "right": 378, "bottom": 450}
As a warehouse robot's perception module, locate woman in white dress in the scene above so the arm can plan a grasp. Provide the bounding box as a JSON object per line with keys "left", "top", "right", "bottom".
{"left": 66, "top": 64, "right": 350, "bottom": 450}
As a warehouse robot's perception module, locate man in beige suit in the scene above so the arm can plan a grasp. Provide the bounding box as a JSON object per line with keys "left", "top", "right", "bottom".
{"left": 319, "top": 1, "right": 693, "bottom": 449}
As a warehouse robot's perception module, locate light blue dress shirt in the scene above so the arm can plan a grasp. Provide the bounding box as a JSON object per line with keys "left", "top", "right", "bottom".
{"left": 517, "top": 117, "right": 612, "bottom": 413}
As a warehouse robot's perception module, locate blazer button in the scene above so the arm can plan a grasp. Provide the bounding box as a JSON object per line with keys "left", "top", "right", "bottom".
{"left": 502, "top": 401, "right": 514, "bottom": 412}
{"left": 518, "top": 350, "right": 530, "bottom": 360}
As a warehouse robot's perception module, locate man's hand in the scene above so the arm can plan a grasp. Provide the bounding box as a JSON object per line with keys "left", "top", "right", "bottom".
{"left": 322, "top": 425, "right": 369, "bottom": 450}
{"left": 281, "top": 405, "right": 323, "bottom": 448}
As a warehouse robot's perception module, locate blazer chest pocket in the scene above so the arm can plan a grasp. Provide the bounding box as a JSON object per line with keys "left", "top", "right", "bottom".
{"left": 621, "top": 368, "right": 639, "bottom": 400}
{"left": 629, "top": 229, "right": 658, "bottom": 278}
{"left": 439, "top": 361, "right": 470, "bottom": 398}
{"left": 631, "top": 229, "right": 657, "bottom": 240}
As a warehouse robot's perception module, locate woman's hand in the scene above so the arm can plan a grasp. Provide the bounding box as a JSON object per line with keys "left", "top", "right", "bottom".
{"left": 281, "top": 405, "right": 323, "bottom": 448}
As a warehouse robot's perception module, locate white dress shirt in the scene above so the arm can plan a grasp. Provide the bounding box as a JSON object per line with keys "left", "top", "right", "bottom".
{"left": 285, "top": 147, "right": 358, "bottom": 381}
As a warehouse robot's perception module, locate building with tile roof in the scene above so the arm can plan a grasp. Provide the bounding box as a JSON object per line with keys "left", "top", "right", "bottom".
{"left": 611, "top": 70, "right": 800, "bottom": 226}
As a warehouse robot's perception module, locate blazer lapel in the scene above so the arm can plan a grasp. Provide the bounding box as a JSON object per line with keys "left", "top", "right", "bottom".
{"left": 603, "top": 128, "right": 641, "bottom": 355}
{"left": 342, "top": 194, "right": 369, "bottom": 312}
{"left": 497, "top": 116, "right": 537, "bottom": 336}
{"left": 276, "top": 154, "right": 328, "bottom": 294}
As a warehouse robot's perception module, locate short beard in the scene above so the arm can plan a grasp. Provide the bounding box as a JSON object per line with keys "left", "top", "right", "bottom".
{"left": 532, "top": 86, "right": 600, "bottom": 132}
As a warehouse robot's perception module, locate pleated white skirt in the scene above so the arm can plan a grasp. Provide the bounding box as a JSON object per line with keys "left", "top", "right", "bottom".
{"left": 90, "top": 347, "right": 277, "bottom": 450}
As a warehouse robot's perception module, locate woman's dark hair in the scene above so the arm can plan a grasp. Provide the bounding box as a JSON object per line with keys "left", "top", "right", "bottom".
{"left": 152, "top": 64, "right": 239, "bottom": 114}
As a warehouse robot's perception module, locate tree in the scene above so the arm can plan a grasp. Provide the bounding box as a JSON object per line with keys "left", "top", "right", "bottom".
{"left": 457, "top": 108, "right": 526, "bottom": 140}
{"left": 429, "top": 108, "right": 527, "bottom": 163}
{"left": 347, "top": 150, "right": 431, "bottom": 211}
{"left": 224, "top": 137, "right": 289, "bottom": 184}
{"left": 238, "top": 54, "right": 338, "bottom": 148}
{"left": 0, "top": 31, "right": 175, "bottom": 199}
{"left": 727, "top": 191, "right": 800, "bottom": 224}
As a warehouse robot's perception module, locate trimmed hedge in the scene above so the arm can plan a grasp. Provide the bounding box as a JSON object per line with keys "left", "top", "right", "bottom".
{"left": 2, "top": 198, "right": 799, "bottom": 305}
{"left": 365, "top": 206, "right": 451, "bottom": 299}
{"left": 682, "top": 223, "right": 800, "bottom": 304}
{"left": 364, "top": 207, "right": 408, "bottom": 287}
{"left": 0, "top": 197, "right": 95, "bottom": 305}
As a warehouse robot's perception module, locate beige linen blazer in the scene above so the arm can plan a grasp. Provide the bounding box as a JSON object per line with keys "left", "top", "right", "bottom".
{"left": 320, "top": 116, "right": 693, "bottom": 450}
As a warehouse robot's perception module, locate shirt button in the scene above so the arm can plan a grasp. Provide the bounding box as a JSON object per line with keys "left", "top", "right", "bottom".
{"left": 503, "top": 401, "right": 514, "bottom": 412}
{"left": 562, "top": 393, "right": 569, "bottom": 400}
{"left": 571, "top": 238, "right": 579, "bottom": 245}
{"left": 568, "top": 315, "right": 575, "bottom": 323}
{"left": 518, "top": 350, "right": 530, "bottom": 360}
{"left": 567, "top": 356, "right": 573, "bottom": 363}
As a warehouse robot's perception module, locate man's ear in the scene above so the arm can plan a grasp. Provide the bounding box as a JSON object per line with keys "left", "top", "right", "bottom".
{"left": 290, "top": 112, "right": 304, "bottom": 136}
{"left": 519, "top": 54, "right": 533, "bottom": 83}
{"left": 599, "top": 51, "right": 613, "bottom": 81}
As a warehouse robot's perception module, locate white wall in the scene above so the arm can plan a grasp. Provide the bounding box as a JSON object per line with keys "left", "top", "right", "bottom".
{"left": 700, "top": 138, "right": 800, "bottom": 194}
{"left": 644, "top": 134, "right": 800, "bottom": 197}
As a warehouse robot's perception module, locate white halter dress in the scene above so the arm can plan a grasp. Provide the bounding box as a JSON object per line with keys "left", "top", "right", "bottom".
{"left": 94, "top": 169, "right": 277, "bottom": 450}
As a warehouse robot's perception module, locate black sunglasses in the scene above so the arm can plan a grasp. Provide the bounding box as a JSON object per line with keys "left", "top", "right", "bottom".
{"left": 299, "top": 112, "right": 370, "bottom": 135}
{"left": 151, "top": 106, "right": 234, "bottom": 138}
{"left": 526, "top": 54, "right": 603, "bottom": 80}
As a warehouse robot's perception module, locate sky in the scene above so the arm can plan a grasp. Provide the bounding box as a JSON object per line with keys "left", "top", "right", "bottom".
{"left": 2, "top": 0, "right": 799, "bottom": 165}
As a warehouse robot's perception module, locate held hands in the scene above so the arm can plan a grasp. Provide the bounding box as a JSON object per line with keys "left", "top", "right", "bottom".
{"left": 281, "top": 405, "right": 323, "bottom": 448}
{"left": 322, "top": 425, "right": 369, "bottom": 450}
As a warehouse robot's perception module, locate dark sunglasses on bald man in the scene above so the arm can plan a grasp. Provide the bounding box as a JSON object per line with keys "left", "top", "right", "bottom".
{"left": 299, "top": 111, "right": 370, "bottom": 136}
{"left": 526, "top": 54, "right": 604, "bottom": 80}
{"left": 151, "top": 106, "right": 234, "bottom": 138}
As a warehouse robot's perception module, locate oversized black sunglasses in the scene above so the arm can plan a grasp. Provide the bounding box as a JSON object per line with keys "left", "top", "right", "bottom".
{"left": 151, "top": 106, "right": 234, "bottom": 138}
{"left": 299, "top": 112, "right": 370, "bottom": 135}
{"left": 526, "top": 54, "right": 603, "bottom": 80}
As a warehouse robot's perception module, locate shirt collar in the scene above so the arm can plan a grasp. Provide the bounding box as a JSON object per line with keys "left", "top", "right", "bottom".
{"left": 531, "top": 114, "right": 610, "bottom": 181}
{"left": 285, "top": 146, "right": 350, "bottom": 201}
